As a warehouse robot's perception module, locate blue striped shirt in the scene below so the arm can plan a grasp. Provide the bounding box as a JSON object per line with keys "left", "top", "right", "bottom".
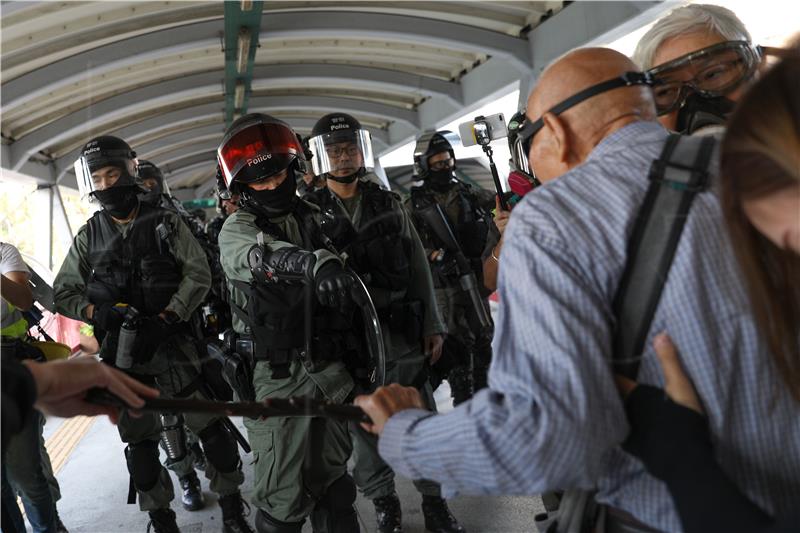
{"left": 379, "top": 121, "right": 800, "bottom": 531}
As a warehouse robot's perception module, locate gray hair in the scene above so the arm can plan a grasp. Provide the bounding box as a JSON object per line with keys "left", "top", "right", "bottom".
{"left": 633, "top": 4, "right": 752, "bottom": 70}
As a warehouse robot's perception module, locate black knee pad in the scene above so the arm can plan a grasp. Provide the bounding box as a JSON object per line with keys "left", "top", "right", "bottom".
{"left": 198, "top": 420, "right": 239, "bottom": 474}
{"left": 324, "top": 473, "right": 356, "bottom": 510}
{"left": 255, "top": 509, "right": 303, "bottom": 533}
{"left": 310, "top": 474, "right": 358, "bottom": 533}
{"left": 125, "top": 440, "right": 161, "bottom": 492}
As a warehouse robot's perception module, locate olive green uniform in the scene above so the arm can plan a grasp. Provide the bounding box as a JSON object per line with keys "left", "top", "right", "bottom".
{"left": 53, "top": 209, "right": 245, "bottom": 511}
{"left": 311, "top": 182, "right": 446, "bottom": 500}
{"left": 404, "top": 183, "right": 498, "bottom": 403}
{"left": 218, "top": 204, "right": 354, "bottom": 523}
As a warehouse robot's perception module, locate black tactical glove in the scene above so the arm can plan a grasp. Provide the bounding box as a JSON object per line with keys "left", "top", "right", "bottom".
{"left": 314, "top": 261, "right": 355, "bottom": 309}
{"left": 133, "top": 315, "right": 174, "bottom": 364}
{"left": 91, "top": 303, "right": 125, "bottom": 332}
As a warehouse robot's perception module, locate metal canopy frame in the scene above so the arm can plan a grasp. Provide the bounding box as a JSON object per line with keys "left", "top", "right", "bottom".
{"left": 2, "top": 1, "right": 674, "bottom": 197}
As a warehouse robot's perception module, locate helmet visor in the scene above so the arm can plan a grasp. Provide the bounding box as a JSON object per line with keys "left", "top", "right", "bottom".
{"left": 74, "top": 151, "right": 137, "bottom": 200}
{"left": 218, "top": 117, "right": 304, "bottom": 187}
{"left": 648, "top": 40, "right": 760, "bottom": 115}
{"left": 308, "top": 129, "right": 374, "bottom": 177}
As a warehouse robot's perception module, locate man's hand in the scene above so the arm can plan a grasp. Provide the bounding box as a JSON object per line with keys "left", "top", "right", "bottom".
{"left": 615, "top": 332, "right": 704, "bottom": 414}
{"left": 493, "top": 196, "right": 511, "bottom": 236}
{"left": 424, "top": 334, "right": 444, "bottom": 364}
{"left": 354, "top": 384, "right": 426, "bottom": 435}
{"left": 23, "top": 356, "right": 160, "bottom": 424}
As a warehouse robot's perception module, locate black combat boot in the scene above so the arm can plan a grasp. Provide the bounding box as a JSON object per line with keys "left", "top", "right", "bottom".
{"left": 147, "top": 508, "right": 180, "bottom": 533}
{"left": 179, "top": 472, "right": 204, "bottom": 511}
{"left": 373, "top": 493, "right": 403, "bottom": 533}
{"left": 219, "top": 492, "right": 255, "bottom": 533}
{"left": 421, "top": 495, "right": 465, "bottom": 533}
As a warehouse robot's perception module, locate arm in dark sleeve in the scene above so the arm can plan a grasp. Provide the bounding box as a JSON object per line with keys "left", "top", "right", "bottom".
{"left": 623, "top": 385, "right": 788, "bottom": 533}
{"left": 1, "top": 357, "right": 37, "bottom": 450}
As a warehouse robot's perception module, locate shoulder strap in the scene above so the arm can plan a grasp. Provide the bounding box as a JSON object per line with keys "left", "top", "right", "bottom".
{"left": 612, "top": 133, "right": 716, "bottom": 379}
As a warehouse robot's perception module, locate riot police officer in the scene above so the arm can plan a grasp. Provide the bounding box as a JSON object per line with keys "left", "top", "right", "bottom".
{"left": 304, "top": 113, "right": 464, "bottom": 533}
{"left": 216, "top": 114, "right": 360, "bottom": 533}
{"left": 53, "top": 136, "right": 252, "bottom": 533}
{"left": 405, "top": 131, "right": 498, "bottom": 405}
{"left": 137, "top": 159, "right": 209, "bottom": 512}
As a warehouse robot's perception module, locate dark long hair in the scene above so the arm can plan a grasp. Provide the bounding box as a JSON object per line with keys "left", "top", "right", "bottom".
{"left": 720, "top": 52, "right": 800, "bottom": 402}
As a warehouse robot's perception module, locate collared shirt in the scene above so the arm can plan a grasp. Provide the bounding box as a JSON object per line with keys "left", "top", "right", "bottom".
{"left": 379, "top": 121, "right": 800, "bottom": 531}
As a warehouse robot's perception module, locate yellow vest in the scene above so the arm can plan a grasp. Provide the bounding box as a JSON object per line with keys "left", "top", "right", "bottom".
{"left": 1, "top": 301, "right": 29, "bottom": 339}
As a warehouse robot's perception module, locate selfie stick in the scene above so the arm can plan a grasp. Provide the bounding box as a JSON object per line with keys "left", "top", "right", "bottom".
{"left": 473, "top": 115, "right": 509, "bottom": 211}
{"left": 482, "top": 144, "right": 509, "bottom": 211}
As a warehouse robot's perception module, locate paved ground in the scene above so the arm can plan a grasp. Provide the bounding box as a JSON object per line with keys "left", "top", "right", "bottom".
{"left": 41, "top": 383, "right": 543, "bottom": 533}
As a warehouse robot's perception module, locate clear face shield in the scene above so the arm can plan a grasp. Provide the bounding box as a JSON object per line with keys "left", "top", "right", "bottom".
{"left": 308, "top": 129, "right": 374, "bottom": 177}
{"left": 647, "top": 40, "right": 761, "bottom": 116}
{"left": 74, "top": 151, "right": 139, "bottom": 202}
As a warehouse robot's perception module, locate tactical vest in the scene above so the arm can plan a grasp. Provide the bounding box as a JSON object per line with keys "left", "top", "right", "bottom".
{"left": 410, "top": 182, "right": 492, "bottom": 260}
{"left": 232, "top": 203, "right": 360, "bottom": 371}
{"left": 85, "top": 203, "right": 182, "bottom": 327}
{"left": 309, "top": 182, "right": 412, "bottom": 293}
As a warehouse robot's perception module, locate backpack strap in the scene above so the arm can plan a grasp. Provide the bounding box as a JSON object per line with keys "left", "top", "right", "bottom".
{"left": 612, "top": 133, "right": 717, "bottom": 379}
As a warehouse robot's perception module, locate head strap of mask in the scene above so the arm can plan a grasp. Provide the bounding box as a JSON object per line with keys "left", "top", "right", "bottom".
{"left": 517, "top": 71, "right": 655, "bottom": 159}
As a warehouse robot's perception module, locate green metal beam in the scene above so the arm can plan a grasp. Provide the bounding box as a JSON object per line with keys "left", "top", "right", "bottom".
{"left": 224, "top": 1, "right": 264, "bottom": 127}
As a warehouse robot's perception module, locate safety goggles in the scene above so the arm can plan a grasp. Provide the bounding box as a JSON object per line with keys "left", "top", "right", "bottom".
{"left": 428, "top": 157, "right": 455, "bottom": 171}
{"left": 646, "top": 40, "right": 762, "bottom": 116}
{"left": 517, "top": 71, "right": 655, "bottom": 159}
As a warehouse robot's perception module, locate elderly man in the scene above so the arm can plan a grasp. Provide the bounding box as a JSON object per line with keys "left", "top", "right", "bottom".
{"left": 355, "top": 47, "right": 800, "bottom": 531}
{"left": 633, "top": 3, "right": 759, "bottom": 134}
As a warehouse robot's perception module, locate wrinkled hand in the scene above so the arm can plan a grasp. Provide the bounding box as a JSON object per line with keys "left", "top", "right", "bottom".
{"left": 424, "top": 334, "right": 444, "bottom": 365}
{"left": 494, "top": 196, "right": 511, "bottom": 235}
{"left": 615, "top": 332, "right": 703, "bottom": 414}
{"left": 23, "top": 356, "right": 160, "bottom": 424}
{"left": 315, "top": 261, "right": 355, "bottom": 310}
{"left": 354, "top": 384, "right": 427, "bottom": 435}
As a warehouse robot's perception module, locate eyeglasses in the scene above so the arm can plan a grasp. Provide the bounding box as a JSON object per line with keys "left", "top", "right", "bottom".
{"left": 647, "top": 40, "right": 761, "bottom": 115}
{"left": 325, "top": 145, "right": 361, "bottom": 158}
{"left": 429, "top": 157, "right": 455, "bottom": 171}
{"left": 517, "top": 71, "right": 655, "bottom": 158}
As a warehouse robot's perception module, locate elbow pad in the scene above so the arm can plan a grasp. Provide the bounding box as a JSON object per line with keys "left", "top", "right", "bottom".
{"left": 248, "top": 244, "right": 316, "bottom": 284}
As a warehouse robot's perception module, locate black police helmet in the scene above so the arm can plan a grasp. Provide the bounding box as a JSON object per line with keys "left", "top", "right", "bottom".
{"left": 413, "top": 131, "right": 457, "bottom": 179}
{"left": 311, "top": 113, "right": 362, "bottom": 144}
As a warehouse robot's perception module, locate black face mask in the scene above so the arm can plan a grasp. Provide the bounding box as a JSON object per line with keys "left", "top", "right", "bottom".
{"left": 245, "top": 171, "right": 298, "bottom": 216}
{"left": 139, "top": 190, "right": 162, "bottom": 206}
{"left": 427, "top": 169, "right": 454, "bottom": 191}
{"left": 675, "top": 92, "right": 735, "bottom": 134}
{"left": 93, "top": 186, "right": 140, "bottom": 218}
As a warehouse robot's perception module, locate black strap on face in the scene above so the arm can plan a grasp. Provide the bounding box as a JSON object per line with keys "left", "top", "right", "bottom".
{"left": 518, "top": 71, "right": 655, "bottom": 156}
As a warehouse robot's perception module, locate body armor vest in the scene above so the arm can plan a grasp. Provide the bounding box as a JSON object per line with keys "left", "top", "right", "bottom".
{"left": 309, "top": 182, "right": 411, "bottom": 294}
{"left": 85, "top": 203, "right": 182, "bottom": 342}
{"left": 410, "top": 182, "right": 491, "bottom": 260}
{"left": 233, "top": 203, "right": 360, "bottom": 370}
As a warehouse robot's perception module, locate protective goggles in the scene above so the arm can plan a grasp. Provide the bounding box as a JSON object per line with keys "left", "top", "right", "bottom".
{"left": 517, "top": 71, "right": 655, "bottom": 159}
{"left": 646, "top": 40, "right": 761, "bottom": 116}
{"left": 307, "top": 129, "right": 374, "bottom": 177}
{"left": 217, "top": 117, "right": 304, "bottom": 188}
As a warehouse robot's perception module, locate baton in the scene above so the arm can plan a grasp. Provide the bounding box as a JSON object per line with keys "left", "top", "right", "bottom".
{"left": 86, "top": 388, "right": 372, "bottom": 424}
